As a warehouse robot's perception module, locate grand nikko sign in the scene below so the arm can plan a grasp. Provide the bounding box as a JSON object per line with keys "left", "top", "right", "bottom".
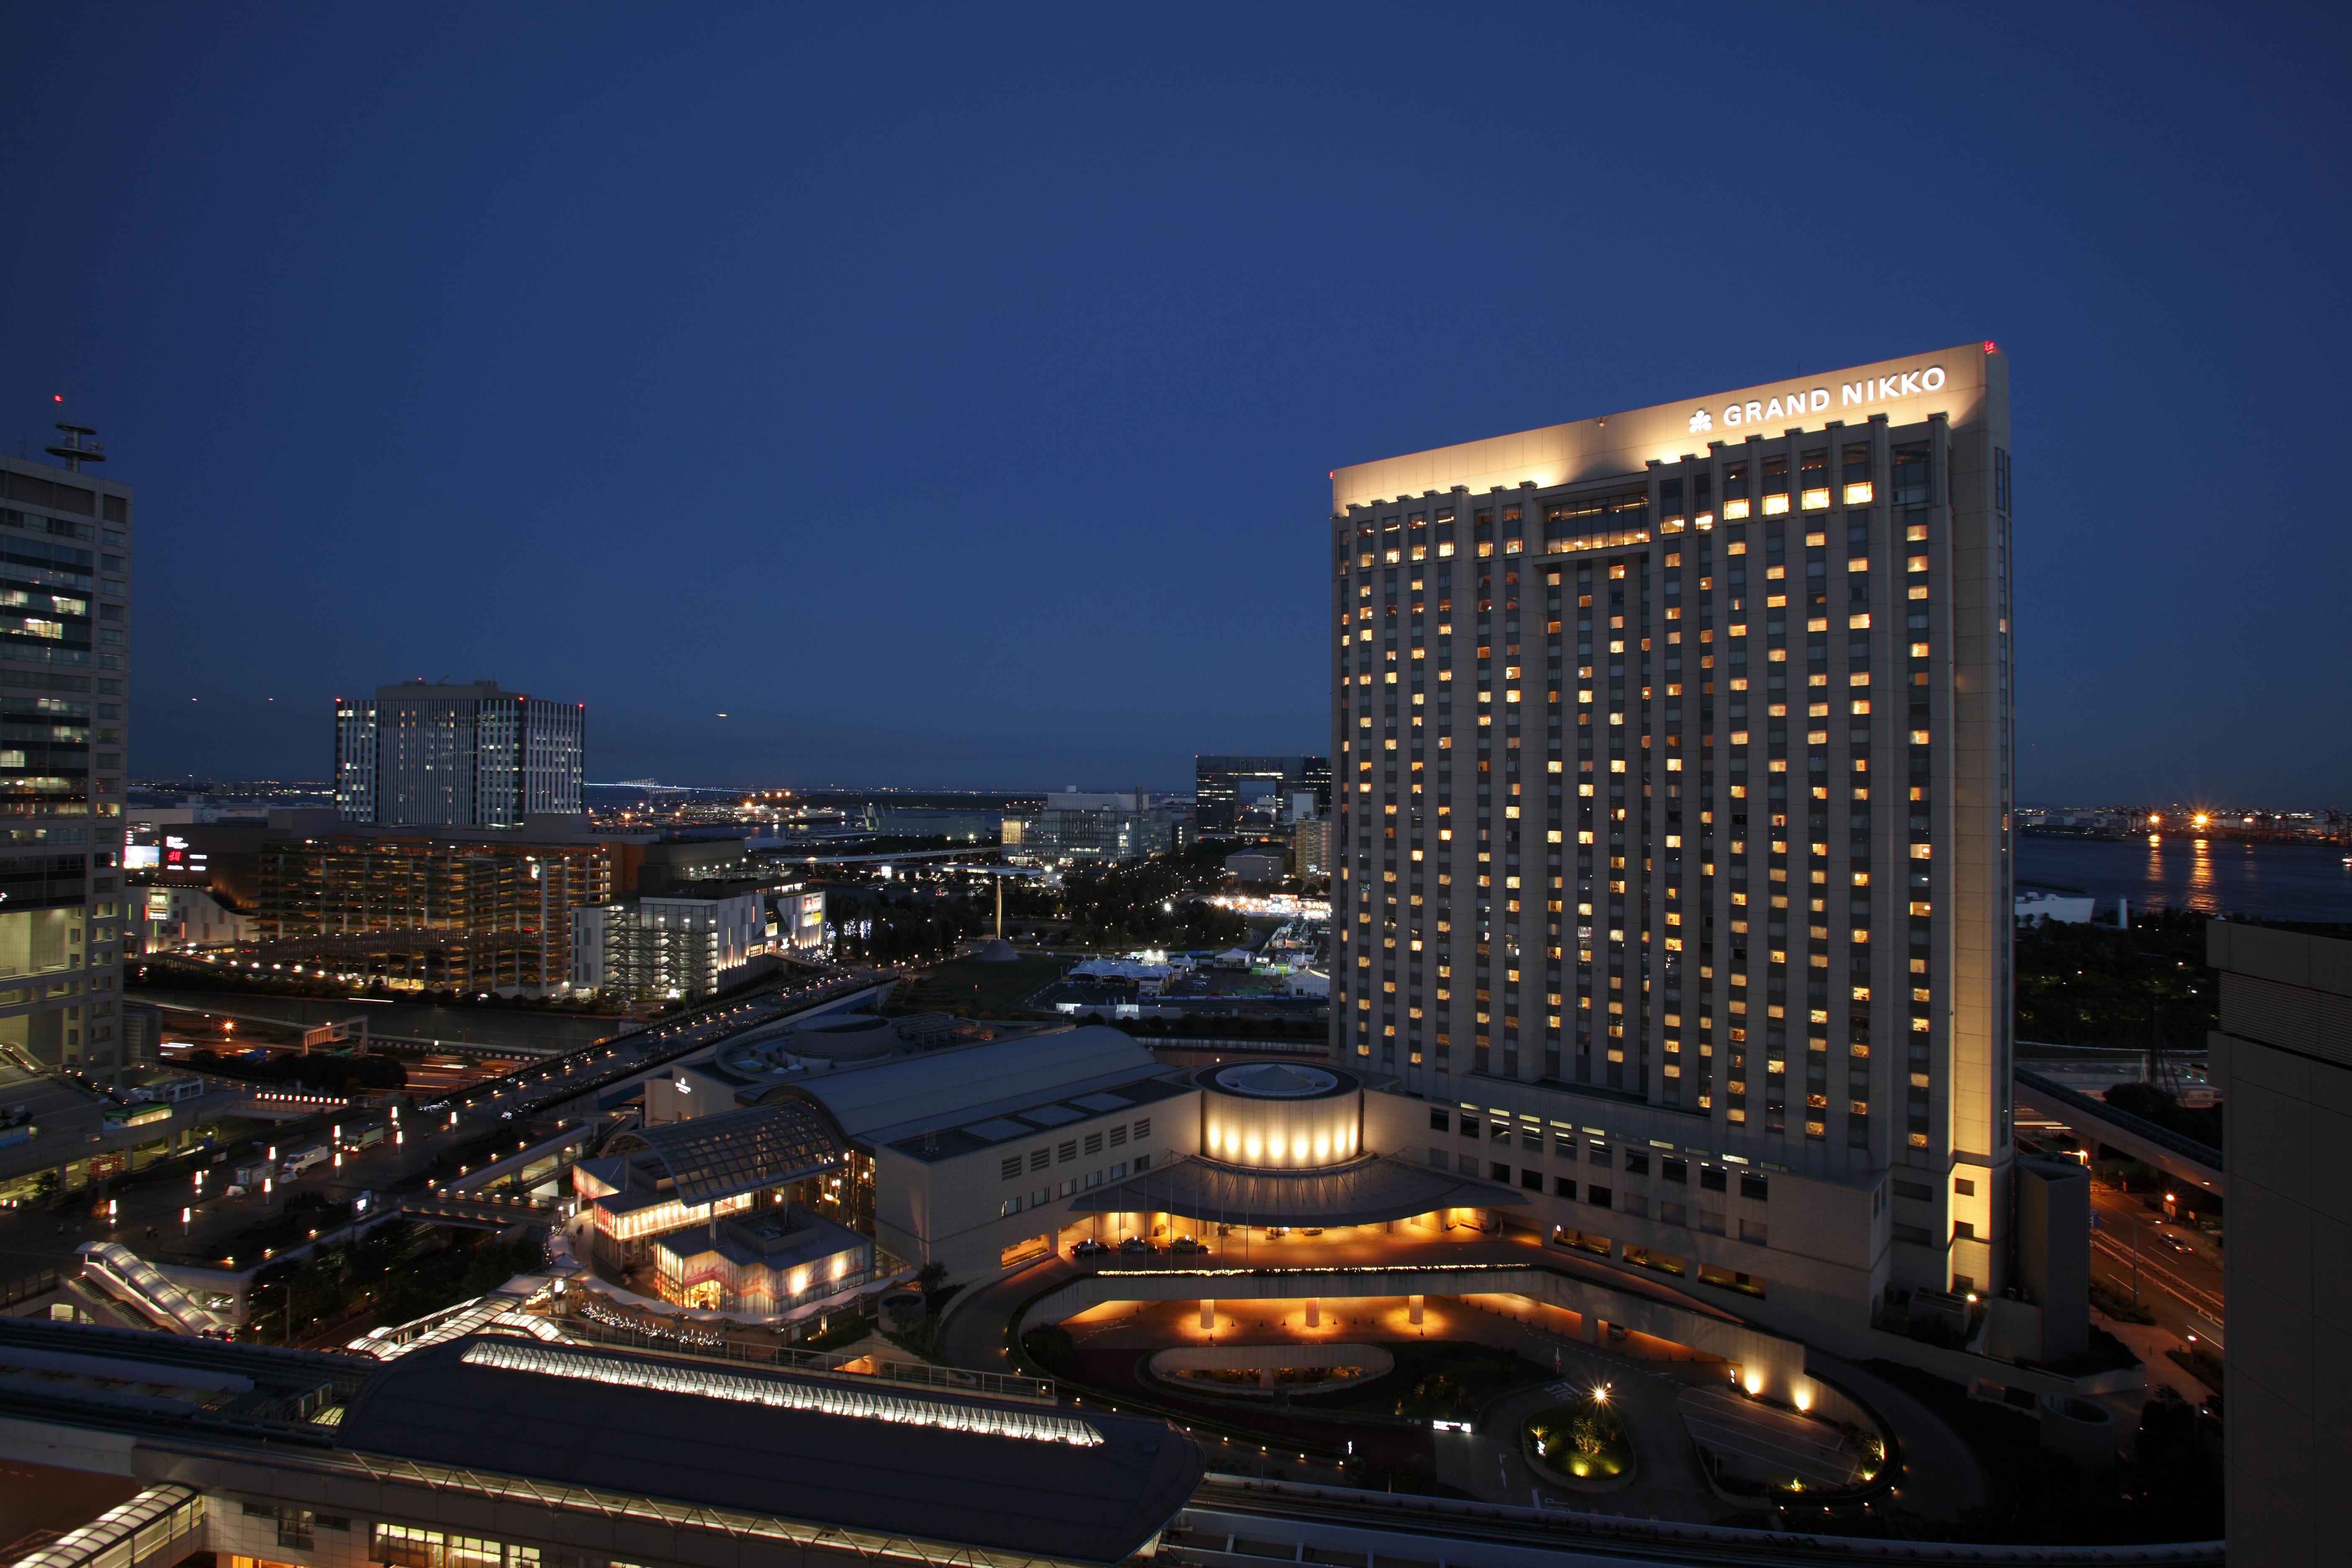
{"left": 1688, "top": 364, "right": 1949, "bottom": 435}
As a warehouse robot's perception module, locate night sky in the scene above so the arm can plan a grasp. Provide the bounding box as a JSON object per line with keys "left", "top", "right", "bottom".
{"left": 6, "top": 8, "right": 2346, "bottom": 804}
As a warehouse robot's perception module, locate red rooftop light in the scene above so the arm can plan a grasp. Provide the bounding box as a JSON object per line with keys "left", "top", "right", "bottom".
{"left": 1982, "top": 340, "right": 1998, "bottom": 354}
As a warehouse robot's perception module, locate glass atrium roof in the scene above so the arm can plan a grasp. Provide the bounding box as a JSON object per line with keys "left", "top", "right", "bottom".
{"left": 607, "top": 1103, "right": 844, "bottom": 1205}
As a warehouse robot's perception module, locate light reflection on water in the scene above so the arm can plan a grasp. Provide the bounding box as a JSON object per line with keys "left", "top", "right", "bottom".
{"left": 2024, "top": 835, "right": 2352, "bottom": 922}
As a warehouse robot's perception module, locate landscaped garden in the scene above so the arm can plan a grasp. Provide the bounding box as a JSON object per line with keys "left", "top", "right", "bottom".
{"left": 1523, "top": 1392, "right": 1635, "bottom": 1483}
{"left": 1290, "top": 1339, "right": 1553, "bottom": 1421}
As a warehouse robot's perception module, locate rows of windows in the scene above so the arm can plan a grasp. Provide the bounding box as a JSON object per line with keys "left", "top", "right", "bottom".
{"left": 997, "top": 1153, "right": 1150, "bottom": 1215}
{"left": 372, "top": 1523, "right": 539, "bottom": 1568}
{"left": 996, "top": 1117, "right": 1152, "bottom": 1179}
{"left": 1422, "top": 1146, "right": 1770, "bottom": 1240}
{"left": 1418, "top": 1100, "right": 1769, "bottom": 1191}
{"left": 1334, "top": 427, "right": 1969, "bottom": 1158}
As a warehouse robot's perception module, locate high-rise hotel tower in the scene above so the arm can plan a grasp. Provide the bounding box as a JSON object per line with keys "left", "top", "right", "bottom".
{"left": 1329, "top": 346, "right": 2012, "bottom": 1335}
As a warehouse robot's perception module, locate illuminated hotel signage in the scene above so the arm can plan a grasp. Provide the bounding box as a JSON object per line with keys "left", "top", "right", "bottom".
{"left": 1328, "top": 341, "right": 1996, "bottom": 511}
{"left": 1689, "top": 364, "right": 1949, "bottom": 434}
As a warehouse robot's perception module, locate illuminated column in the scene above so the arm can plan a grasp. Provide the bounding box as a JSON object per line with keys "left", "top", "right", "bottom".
{"left": 1306, "top": 1298, "right": 1320, "bottom": 1327}
{"left": 1408, "top": 1294, "right": 1424, "bottom": 1325}
{"left": 1199, "top": 1298, "right": 1214, "bottom": 1330}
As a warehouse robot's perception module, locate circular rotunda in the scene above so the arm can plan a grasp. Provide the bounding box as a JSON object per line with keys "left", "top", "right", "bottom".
{"left": 1191, "top": 1061, "right": 1362, "bottom": 1170}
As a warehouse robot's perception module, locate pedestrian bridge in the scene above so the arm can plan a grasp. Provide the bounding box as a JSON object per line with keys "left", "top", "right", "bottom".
{"left": 74, "top": 1242, "right": 231, "bottom": 1336}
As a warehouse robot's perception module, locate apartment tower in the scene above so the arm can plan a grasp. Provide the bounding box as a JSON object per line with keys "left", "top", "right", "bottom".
{"left": 0, "top": 453, "right": 131, "bottom": 1072}
{"left": 1328, "top": 345, "right": 2013, "bottom": 1336}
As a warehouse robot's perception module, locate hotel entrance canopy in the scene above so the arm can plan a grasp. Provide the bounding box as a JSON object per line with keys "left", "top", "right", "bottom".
{"left": 1066, "top": 1154, "right": 1525, "bottom": 1229}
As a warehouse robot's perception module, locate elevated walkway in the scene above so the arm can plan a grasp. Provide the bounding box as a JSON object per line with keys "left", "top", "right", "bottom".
{"left": 4, "top": 1485, "right": 208, "bottom": 1568}
{"left": 439, "top": 1121, "right": 598, "bottom": 1195}
{"left": 399, "top": 1191, "right": 561, "bottom": 1229}
{"left": 2013, "top": 1065, "right": 2224, "bottom": 1196}
{"left": 352, "top": 1277, "right": 568, "bottom": 1359}
{"left": 73, "top": 1243, "right": 231, "bottom": 1337}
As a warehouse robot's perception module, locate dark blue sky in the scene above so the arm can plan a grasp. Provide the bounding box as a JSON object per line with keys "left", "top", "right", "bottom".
{"left": 8, "top": 7, "right": 2347, "bottom": 805}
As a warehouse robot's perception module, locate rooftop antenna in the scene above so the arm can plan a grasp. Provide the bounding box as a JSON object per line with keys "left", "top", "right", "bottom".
{"left": 42, "top": 400, "right": 103, "bottom": 473}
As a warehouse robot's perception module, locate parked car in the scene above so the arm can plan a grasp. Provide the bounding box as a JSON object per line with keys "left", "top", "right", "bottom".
{"left": 1169, "top": 1236, "right": 1207, "bottom": 1255}
{"left": 1116, "top": 1236, "right": 1153, "bottom": 1254}
{"left": 1070, "top": 1238, "right": 1108, "bottom": 1257}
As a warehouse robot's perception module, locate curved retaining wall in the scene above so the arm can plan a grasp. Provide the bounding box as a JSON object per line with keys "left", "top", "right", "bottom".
{"left": 1016, "top": 1259, "right": 1811, "bottom": 1403}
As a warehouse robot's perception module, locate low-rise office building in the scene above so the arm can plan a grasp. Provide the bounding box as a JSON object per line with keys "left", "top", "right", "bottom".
{"left": 1001, "top": 792, "right": 1180, "bottom": 867}
{"left": 132, "top": 884, "right": 252, "bottom": 951}
{"left": 1225, "top": 849, "right": 1285, "bottom": 883}
{"left": 1196, "top": 755, "right": 1331, "bottom": 835}
{"left": 570, "top": 884, "right": 823, "bottom": 1001}
{"left": 254, "top": 822, "right": 619, "bottom": 995}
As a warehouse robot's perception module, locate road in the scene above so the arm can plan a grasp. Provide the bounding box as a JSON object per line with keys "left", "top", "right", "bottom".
{"left": 0, "top": 965, "right": 886, "bottom": 1295}
{"left": 137, "top": 987, "right": 622, "bottom": 1058}
{"left": 0, "top": 1094, "right": 477, "bottom": 1285}
{"left": 2086, "top": 1182, "right": 2224, "bottom": 1346}
{"left": 432, "top": 967, "right": 885, "bottom": 1120}
{"left": 0, "top": 1059, "right": 108, "bottom": 1136}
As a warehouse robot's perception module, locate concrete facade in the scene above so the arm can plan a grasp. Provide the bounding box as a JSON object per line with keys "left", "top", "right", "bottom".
{"left": 1359, "top": 1081, "right": 1883, "bottom": 1345}
{"left": 573, "top": 885, "right": 783, "bottom": 1001}
{"left": 2208, "top": 921, "right": 2352, "bottom": 1568}
{"left": 0, "top": 456, "right": 132, "bottom": 1074}
{"left": 333, "top": 680, "right": 583, "bottom": 828}
{"left": 1327, "top": 345, "right": 2014, "bottom": 1336}
{"left": 1014, "top": 1263, "right": 1813, "bottom": 1406}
